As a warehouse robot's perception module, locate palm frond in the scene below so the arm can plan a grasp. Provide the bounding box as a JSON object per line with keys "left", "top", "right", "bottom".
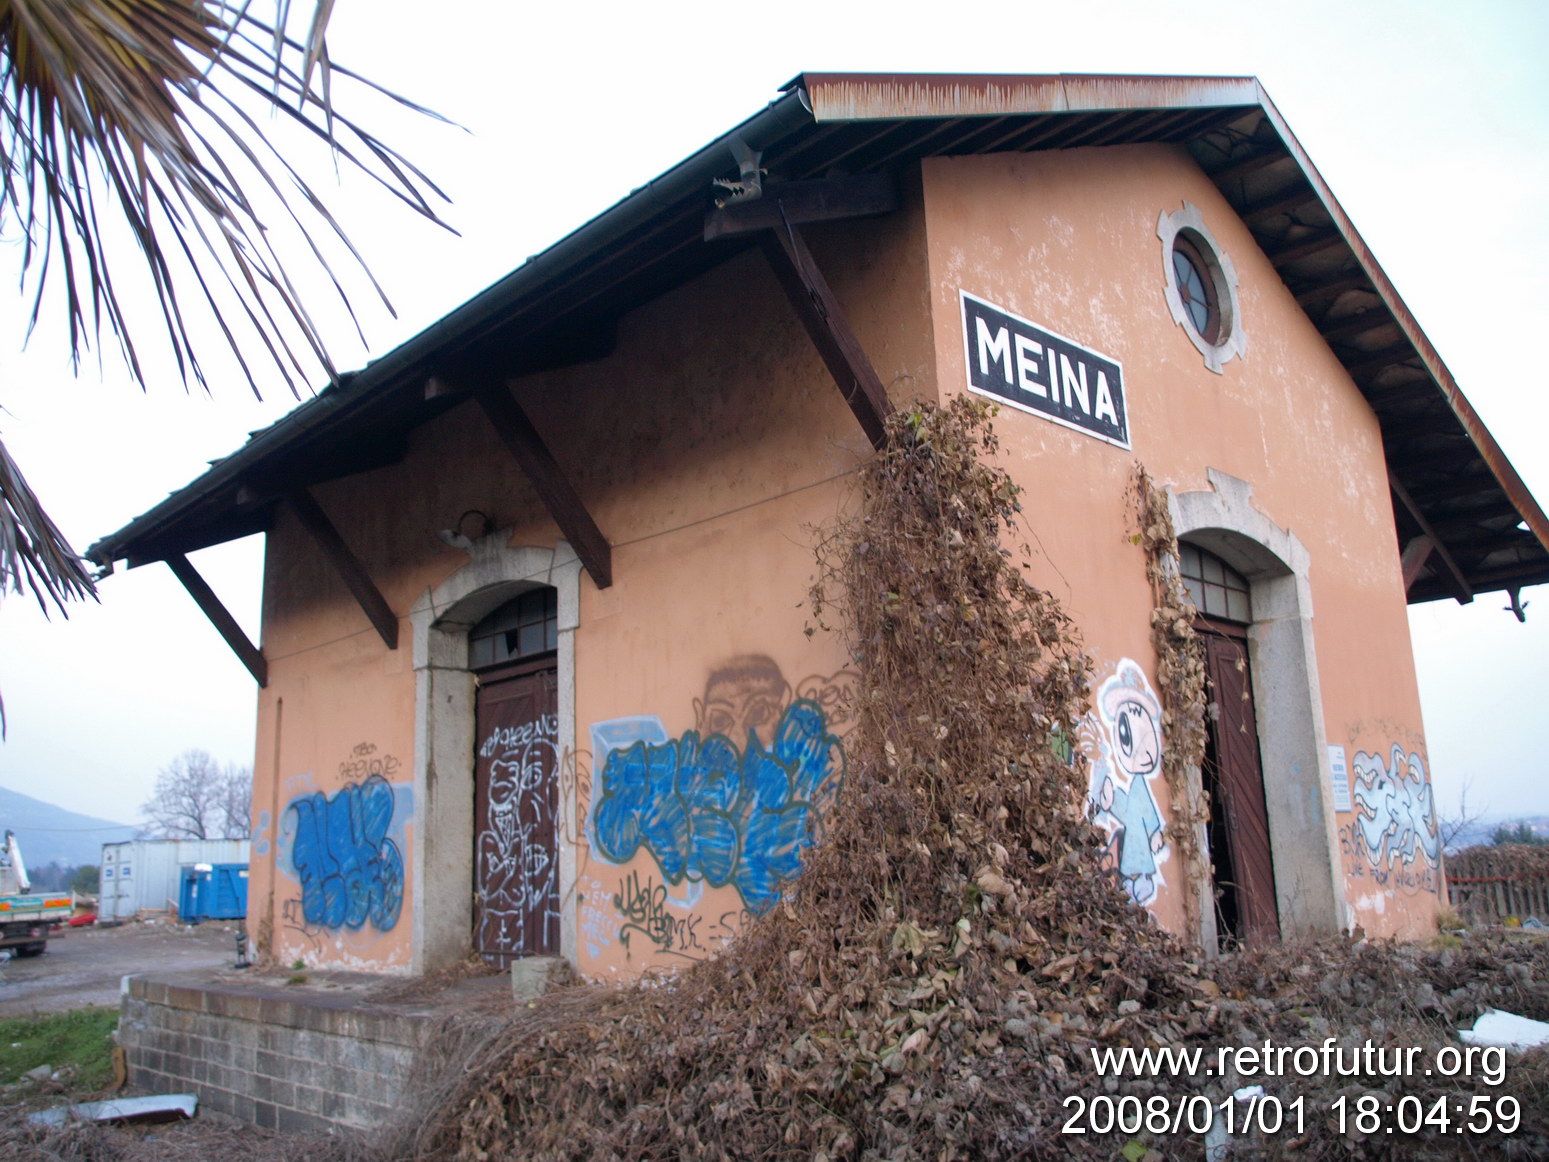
{"left": 0, "top": 2, "right": 453, "bottom": 619}
{"left": 0, "top": 1, "right": 454, "bottom": 399}
{"left": 0, "top": 429, "right": 96, "bottom": 615}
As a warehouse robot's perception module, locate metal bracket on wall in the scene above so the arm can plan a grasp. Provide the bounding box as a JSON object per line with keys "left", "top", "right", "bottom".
{"left": 284, "top": 488, "right": 400, "bottom": 649}
{"left": 165, "top": 554, "right": 267, "bottom": 687}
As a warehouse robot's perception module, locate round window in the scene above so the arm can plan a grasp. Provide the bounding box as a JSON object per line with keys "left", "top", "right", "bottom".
{"left": 1172, "top": 231, "right": 1221, "bottom": 345}
{"left": 1158, "top": 203, "right": 1246, "bottom": 373}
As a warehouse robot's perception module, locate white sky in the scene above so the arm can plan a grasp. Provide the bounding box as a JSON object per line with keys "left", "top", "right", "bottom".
{"left": 0, "top": 0, "right": 1545, "bottom": 831}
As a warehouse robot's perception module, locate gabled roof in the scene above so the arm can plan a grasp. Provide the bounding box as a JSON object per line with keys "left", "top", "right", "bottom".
{"left": 88, "top": 72, "right": 1549, "bottom": 606}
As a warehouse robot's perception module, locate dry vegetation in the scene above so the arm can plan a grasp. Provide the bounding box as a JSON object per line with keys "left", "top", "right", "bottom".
{"left": 6, "top": 399, "right": 1546, "bottom": 1160}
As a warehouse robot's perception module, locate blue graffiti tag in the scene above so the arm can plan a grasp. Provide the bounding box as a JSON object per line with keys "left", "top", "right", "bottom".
{"left": 590, "top": 700, "right": 844, "bottom": 914}
{"left": 287, "top": 774, "right": 404, "bottom": 931}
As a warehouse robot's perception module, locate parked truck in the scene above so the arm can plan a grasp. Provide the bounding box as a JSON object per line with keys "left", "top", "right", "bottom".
{"left": 0, "top": 829, "right": 73, "bottom": 956}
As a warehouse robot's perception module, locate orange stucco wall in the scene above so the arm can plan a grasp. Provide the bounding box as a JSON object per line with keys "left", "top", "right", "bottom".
{"left": 247, "top": 188, "right": 936, "bottom": 975}
{"left": 248, "top": 142, "right": 1440, "bottom": 978}
{"left": 920, "top": 143, "right": 1439, "bottom": 939}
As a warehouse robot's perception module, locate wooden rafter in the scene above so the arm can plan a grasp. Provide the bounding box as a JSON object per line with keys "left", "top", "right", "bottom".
{"left": 471, "top": 381, "right": 614, "bottom": 590}
{"left": 1400, "top": 535, "right": 1434, "bottom": 591}
{"left": 166, "top": 554, "right": 267, "bottom": 686}
{"left": 759, "top": 218, "right": 893, "bottom": 450}
{"left": 1390, "top": 471, "right": 1473, "bottom": 604}
{"left": 705, "top": 174, "right": 899, "bottom": 241}
{"left": 285, "top": 488, "right": 399, "bottom": 649}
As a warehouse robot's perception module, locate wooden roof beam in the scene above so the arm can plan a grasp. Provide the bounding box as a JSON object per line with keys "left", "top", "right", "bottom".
{"left": 1208, "top": 148, "right": 1293, "bottom": 183}
{"left": 285, "top": 489, "right": 399, "bottom": 649}
{"left": 759, "top": 219, "right": 893, "bottom": 450}
{"left": 166, "top": 554, "right": 267, "bottom": 687}
{"left": 1390, "top": 471, "right": 1473, "bottom": 604}
{"left": 471, "top": 381, "right": 613, "bottom": 589}
{"left": 705, "top": 174, "right": 899, "bottom": 241}
{"left": 1268, "top": 230, "right": 1345, "bottom": 266}
{"left": 1240, "top": 186, "right": 1319, "bottom": 225}
{"left": 1318, "top": 311, "right": 1396, "bottom": 346}
{"left": 1293, "top": 273, "right": 1374, "bottom": 308}
{"left": 1344, "top": 341, "right": 1422, "bottom": 381}
{"left": 1400, "top": 534, "right": 1434, "bottom": 592}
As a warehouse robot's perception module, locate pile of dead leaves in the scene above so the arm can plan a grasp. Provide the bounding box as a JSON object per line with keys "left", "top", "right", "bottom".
{"left": 16, "top": 398, "right": 1540, "bottom": 1161}
{"left": 386, "top": 398, "right": 1548, "bottom": 1161}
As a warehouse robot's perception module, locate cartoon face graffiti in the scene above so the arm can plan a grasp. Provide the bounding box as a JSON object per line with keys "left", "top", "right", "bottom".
{"left": 1085, "top": 660, "right": 1169, "bottom": 907}
{"left": 1110, "top": 695, "right": 1161, "bottom": 779}
{"left": 693, "top": 655, "right": 791, "bottom": 750}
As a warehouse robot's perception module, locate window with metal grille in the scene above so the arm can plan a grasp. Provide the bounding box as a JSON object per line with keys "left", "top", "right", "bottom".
{"left": 1179, "top": 543, "right": 1252, "bottom": 624}
{"left": 468, "top": 587, "right": 557, "bottom": 669}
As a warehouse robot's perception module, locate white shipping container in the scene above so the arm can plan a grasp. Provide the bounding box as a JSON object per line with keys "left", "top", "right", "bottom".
{"left": 99, "top": 839, "right": 250, "bottom": 922}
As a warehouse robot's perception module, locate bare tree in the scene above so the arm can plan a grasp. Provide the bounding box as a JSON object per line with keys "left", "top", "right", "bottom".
{"left": 1438, "top": 777, "right": 1486, "bottom": 853}
{"left": 140, "top": 750, "right": 252, "bottom": 841}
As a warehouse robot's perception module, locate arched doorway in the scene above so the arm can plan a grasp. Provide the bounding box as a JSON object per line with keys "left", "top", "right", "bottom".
{"left": 1179, "top": 542, "right": 1280, "bottom": 946}
{"left": 408, "top": 538, "right": 582, "bottom": 975}
{"left": 1172, "top": 469, "right": 1347, "bottom": 944}
{"left": 470, "top": 588, "right": 560, "bottom": 966}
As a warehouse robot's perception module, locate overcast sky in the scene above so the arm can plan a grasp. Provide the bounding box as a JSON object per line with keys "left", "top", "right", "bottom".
{"left": 0, "top": 0, "right": 1544, "bottom": 834}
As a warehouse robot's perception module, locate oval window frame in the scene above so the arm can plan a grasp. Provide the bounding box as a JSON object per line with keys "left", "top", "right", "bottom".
{"left": 1158, "top": 202, "right": 1247, "bottom": 374}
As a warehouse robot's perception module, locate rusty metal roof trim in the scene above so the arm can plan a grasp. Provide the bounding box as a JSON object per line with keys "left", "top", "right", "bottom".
{"left": 1251, "top": 92, "right": 1549, "bottom": 555}
{"left": 797, "top": 72, "right": 1262, "bottom": 122}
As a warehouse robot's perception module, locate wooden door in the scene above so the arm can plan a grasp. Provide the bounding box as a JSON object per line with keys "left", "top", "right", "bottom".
{"left": 1199, "top": 626, "right": 1281, "bottom": 946}
{"left": 473, "top": 662, "right": 559, "bottom": 966}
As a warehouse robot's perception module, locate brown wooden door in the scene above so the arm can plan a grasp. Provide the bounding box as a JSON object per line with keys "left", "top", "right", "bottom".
{"left": 473, "top": 661, "right": 559, "bottom": 966}
{"left": 1199, "top": 625, "right": 1281, "bottom": 946}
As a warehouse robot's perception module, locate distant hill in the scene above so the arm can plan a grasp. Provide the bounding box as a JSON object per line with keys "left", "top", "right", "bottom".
{"left": 0, "top": 785, "right": 135, "bottom": 870}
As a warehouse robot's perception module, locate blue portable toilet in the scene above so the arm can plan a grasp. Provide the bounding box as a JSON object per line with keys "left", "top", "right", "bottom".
{"left": 178, "top": 863, "right": 248, "bottom": 921}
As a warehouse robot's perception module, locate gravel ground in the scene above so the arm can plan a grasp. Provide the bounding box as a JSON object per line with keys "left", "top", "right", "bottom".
{"left": 0, "top": 919, "right": 242, "bottom": 1018}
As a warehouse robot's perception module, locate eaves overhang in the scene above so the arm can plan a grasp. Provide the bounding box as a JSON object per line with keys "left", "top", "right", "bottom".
{"left": 89, "top": 72, "right": 1549, "bottom": 606}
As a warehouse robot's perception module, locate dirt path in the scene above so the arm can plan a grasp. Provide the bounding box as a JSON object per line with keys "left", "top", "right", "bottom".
{"left": 0, "top": 919, "right": 241, "bottom": 1017}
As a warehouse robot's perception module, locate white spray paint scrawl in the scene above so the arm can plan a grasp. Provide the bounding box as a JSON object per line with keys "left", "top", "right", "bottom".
{"left": 1083, "top": 659, "right": 1170, "bottom": 907}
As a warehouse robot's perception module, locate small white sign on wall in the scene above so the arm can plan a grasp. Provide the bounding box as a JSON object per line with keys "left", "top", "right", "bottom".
{"left": 1328, "top": 744, "right": 1352, "bottom": 813}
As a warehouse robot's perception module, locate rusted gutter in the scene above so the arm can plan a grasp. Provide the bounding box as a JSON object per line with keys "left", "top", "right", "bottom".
{"left": 796, "top": 72, "right": 1261, "bottom": 122}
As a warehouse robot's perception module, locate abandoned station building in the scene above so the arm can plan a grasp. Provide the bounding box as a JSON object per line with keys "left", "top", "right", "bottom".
{"left": 92, "top": 74, "right": 1549, "bottom": 982}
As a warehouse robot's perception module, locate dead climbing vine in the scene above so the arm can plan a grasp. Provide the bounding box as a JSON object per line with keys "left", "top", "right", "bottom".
{"left": 382, "top": 400, "right": 1548, "bottom": 1162}
{"left": 1131, "top": 464, "right": 1210, "bottom": 937}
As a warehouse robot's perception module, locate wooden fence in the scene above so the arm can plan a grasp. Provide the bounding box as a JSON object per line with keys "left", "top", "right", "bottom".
{"left": 1445, "top": 844, "right": 1549, "bottom": 926}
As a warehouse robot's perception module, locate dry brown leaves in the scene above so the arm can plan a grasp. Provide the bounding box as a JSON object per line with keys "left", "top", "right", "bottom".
{"left": 1130, "top": 464, "right": 1210, "bottom": 936}
{"left": 12, "top": 400, "right": 1544, "bottom": 1161}
{"left": 396, "top": 401, "right": 1547, "bottom": 1161}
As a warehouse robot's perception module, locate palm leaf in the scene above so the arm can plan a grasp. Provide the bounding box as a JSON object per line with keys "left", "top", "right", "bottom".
{"left": 0, "top": 1, "right": 453, "bottom": 619}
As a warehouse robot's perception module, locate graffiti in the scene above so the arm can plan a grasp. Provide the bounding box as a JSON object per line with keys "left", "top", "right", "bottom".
{"left": 1342, "top": 744, "right": 1440, "bottom": 891}
{"left": 477, "top": 710, "right": 560, "bottom": 957}
{"left": 1083, "top": 659, "right": 1170, "bottom": 907}
{"left": 253, "top": 809, "right": 273, "bottom": 858}
{"left": 338, "top": 740, "right": 399, "bottom": 782}
{"left": 613, "top": 870, "right": 706, "bottom": 959}
{"left": 286, "top": 772, "right": 404, "bottom": 932}
{"left": 591, "top": 698, "right": 844, "bottom": 915}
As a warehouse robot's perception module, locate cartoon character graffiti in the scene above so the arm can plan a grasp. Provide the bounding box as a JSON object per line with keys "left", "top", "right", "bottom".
{"left": 1346, "top": 744, "right": 1439, "bottom": 886}
{"left": 1085, "top": 659, "right": 1170, "bottom": 906}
